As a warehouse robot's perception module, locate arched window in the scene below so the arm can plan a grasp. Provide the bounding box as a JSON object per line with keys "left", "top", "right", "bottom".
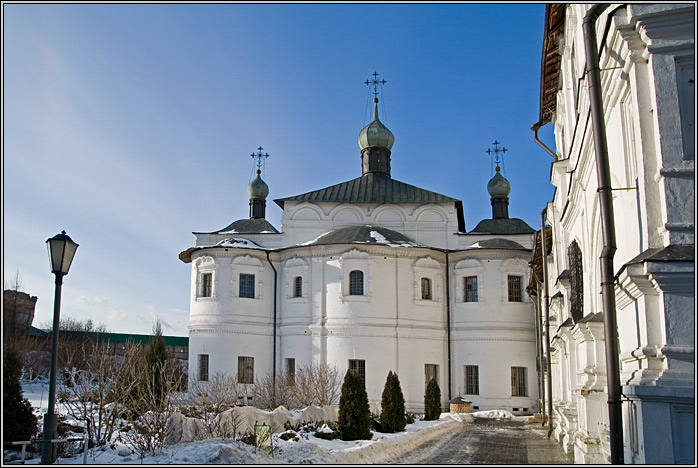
{"left": 293, "top": 276, "right": 303, "bottom": 298}
{"left": 568, "top": 240, "right": 583, "bottom": 322}
{"left": 349, "top": 270, "right": 364, "bottom": 295}
{"left": 421, "top": 277, "right": 432, "bottom": 300}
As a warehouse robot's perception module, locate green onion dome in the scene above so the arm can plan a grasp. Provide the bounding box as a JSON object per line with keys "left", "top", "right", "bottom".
{"left": 247, "top": 170, "right": 269, "bottom": 200}
{"left": 358, "top": 98, "right": 394, "bottom": 151}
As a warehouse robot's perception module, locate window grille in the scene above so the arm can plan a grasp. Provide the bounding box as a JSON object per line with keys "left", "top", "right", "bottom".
{"left": 511, "top": 367, "right": 527, "bottom": 396}
{"left": 464, "top": 365, "right": 479, "bottom": 395}
{"left": 464, "top": 276, "right": 478, "bottom": 302}
{"left": 425, "top": 364, "right": 439, "bottom": 389}
{"left": 239, "top": 273, "right": 255, "bottom": 299}
{"left": 286, "top": 358, "right": 296, "bottom": 382}
{"left": 508, "top": 275, "right": 522, "bottom": 302}
{"left": 293, "top": 276, "right": 303, "bottom": 298}
{"left": 349, "top": 270, "right": 364, "bottom": 295}
{"left": 348, "top": 359, "right": 366, "bottom": 384}
{"left": 238, "top": 356, "right": 254, "bottom": 384}
{"left": 198, "top": 354, "right": 209, "bottom": 382}
{"left": 568, "top": 241, "right": 583, "bottom": 322}
{"left": 421, "top": 277, "right": 432, "bottom": 300}
{"left": 201, "top": 273, "right": 213, "bottom": 297}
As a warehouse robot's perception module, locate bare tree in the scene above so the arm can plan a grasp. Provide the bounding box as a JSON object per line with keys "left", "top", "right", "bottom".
{"left": 178, "top": 372, "right": 245, "bottom": 439}
{"left": 57, "top": 343, "right": 139, "bottom": 448}
{"left": 295, "top": 363, "right": 342, "bottom": 407}
{"left": 252, "top": 371, "right": 298, "bottom": 410}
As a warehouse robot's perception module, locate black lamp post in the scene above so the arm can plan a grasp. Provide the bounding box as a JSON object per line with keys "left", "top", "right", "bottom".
{"left": 41, "top": 231, "right": 78, "bottom": 465}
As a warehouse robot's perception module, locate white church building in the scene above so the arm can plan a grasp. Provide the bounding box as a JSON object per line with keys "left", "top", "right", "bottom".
{"left": 179, "top": 90, "right": 541, "bottom": 414}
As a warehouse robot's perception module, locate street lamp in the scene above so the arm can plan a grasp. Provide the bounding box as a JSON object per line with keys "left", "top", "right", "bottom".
{"left": 41, "top": 231, "right": 78, "bottom": 465}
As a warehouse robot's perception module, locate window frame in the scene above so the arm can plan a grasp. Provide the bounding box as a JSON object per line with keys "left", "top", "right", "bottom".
{"left": 507, "top": 275, "right": 523, "bottom": 302}
{"left": 511, "top": 366, "right": 527, "bottom": 397}
{"left": 464, "top": 276, "right": 479, "bottom": 302}
{"left": 349, "top": 270, "right": 364, "bottom": 296}
{"left": 464, "top": 365, "right": 479, "bottom": 395}
{"left": 293, "top": 276, "right": 303, "bottom": 298}
{"left": 238, "top": 356, "right": 255, "bottom": 384}
{"left": 239, "top": 273, "right": 256, "bottom": 299}
{"left": 425, "top": 363, "right": 439, "bottom": 390}
{"left": 421, "top": 277, "right": 432, "bottom": 300}
{"left": 348, "top": 359, "right": 366, "bottom": 385}
{"left": 198, "top": 354, "right": 209, "bottom": 382}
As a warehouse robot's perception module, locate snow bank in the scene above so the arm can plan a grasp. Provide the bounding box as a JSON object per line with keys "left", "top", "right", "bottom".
{"left": 333, "top": 414, "right": 464, "bottom": 464}
{"left": 167, "top": 405, "right": 339, "bottom": 444}
{"left": 471, "top": 409, "right": 514, "bottom": 419}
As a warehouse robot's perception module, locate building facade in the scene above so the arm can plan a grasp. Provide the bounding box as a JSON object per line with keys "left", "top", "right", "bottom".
{"left": 180, "top": 97, "right": 540, "bottom": 414}
{"left": 535, "top": 3, "right": 694, "bottom": 464}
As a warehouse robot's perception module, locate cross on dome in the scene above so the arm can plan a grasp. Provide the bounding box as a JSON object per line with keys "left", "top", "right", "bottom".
{"left": 365, "top": 71, "right": 387, "bottom": 100}
{"left": 486, "top": 140, "right": 508, "bottom": 172}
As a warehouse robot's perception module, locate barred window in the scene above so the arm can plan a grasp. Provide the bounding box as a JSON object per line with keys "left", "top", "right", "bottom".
{"left": 238, "top": 356, "right": 254, "bottom": 384}
{"left": 568, "top": 241, "right": 583, "bottom": 322}
{"left": 201, "top": 273, "right": 213, "bottom": 298}
{"left": 421, "top": 277, "right": 432, "bottom": 300}
{"left": 507, "top": 275, "right": 522, "bottom": 302}
{"left": 464, "top": 276, "right": 478, "bottom": 302}
{"left": 511, "top": 367, "right": 527, "bottom": 396}
{"left": 349, "top": 270, "right": 364, "bottom": 296}
{"left": 348, "top": 359, "right": 366, "bottom": 385}
{"left": 286, "top": 358, "right": 296, "bottom": 382}
{"left": 293, "top": 276, "right": 303, "bottom": 298}
{"left": 425, "top": 364, "right": 439, "bottom": 389}
{"left": 464, "top": 365, "right": 479, "bottom": 395}
{"left": 239, "top": 273, "right": 255, "bottom": 299}
{"left": 198, "top": 354, "right": 209, "bottom": 382}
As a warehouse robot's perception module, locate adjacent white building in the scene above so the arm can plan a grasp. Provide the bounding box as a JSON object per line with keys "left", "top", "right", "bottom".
{"left": 534, "top": 3, "right": 694, "bottom": 464}
{"left": 180, "top": 95, "right": 540, "bottom": 414}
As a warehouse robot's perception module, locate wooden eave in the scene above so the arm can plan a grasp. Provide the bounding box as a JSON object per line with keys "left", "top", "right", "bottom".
{"left": 539, "top": 4, "right": 566, "bottom": 125}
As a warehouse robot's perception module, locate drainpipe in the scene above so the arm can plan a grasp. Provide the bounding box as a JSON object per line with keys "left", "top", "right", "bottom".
{"left": 265, "top": 250, "right": 278, "bottom": 384}
{"left": 445, "top": 252, "right": 452, "bottom": 402}
{"left": 527, "top": 267, "right": 546, "bottom": 427}
{"left": 531, "top": 121, "right": 557, "bottom": 159}
{"left": 582, "top": 4, "right": 624, "bottom": 464}
{"left": 540, "top": 209, "right": 554, "bottom": 436}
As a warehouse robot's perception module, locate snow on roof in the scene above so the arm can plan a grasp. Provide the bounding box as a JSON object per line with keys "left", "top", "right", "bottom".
{"left": 215, "top": 238, "right": 263, "bottom": 249}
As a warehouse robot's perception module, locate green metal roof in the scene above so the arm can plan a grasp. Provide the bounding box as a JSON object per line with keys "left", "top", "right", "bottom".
{"left": 467, "top": 238, "right": 529, "bottom": 250}
{"left": 57, "top": 330, "right": 188, "bottom": 347}
{"left": 197, "top": 218, "right": 280, "bottom": 235}
{"left": 306, "top": 225, "right": 422, "bottom": 247}
{"left": 274, "top": 173, "right": 461, "bottom": 206}
{"left": 468, "top": 218, "right": 535, "bottom": 235}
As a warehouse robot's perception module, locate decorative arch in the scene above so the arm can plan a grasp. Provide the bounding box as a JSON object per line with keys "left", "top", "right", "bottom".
{"left": 373, "top": 206, "right": 407, "bottom": 223}
{"left": 339, "top": 249, "right": 371, "bottom": 301}
{"left": 331, "top": 206, "right": 363, "bottom": 224}
{"left": 501, "top": 258, "right": 529, "bottom": 303}
{"left": 231, "top": 255, "right": 265, "bottom": 299}
{"left": 290, "top": 203, "right": 323, "bottom": 221}
{"left": 194, "top": 255, "right": 218, "bottom": 300}
{"left": 454, "top": 258, "right": 485, "bottom": 303}
{"left": 283, "top": 257, "right": 309, "bottom": 301}
{"left": 413, "top": 256, "right": 443, "bottom": 304}
{"left": 415, "top": 207, "right": 448, "bottom": 223}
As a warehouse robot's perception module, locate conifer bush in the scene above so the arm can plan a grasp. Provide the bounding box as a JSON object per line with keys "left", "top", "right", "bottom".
{"left": 3, "top": 347, "right": 38, "bottom": 442}
{"left": 424, "top": 377, "right": 442, "bottom": 421}
{"left": 337, "top": 370, "right": 371, "bottom": 441}
{"left": 379, "top": 371, "right": 406, "bottom": 433}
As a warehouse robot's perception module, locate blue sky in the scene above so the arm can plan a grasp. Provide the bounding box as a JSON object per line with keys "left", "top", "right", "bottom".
{"left": 3, "top": 3, "right": 556, "bottom": 336}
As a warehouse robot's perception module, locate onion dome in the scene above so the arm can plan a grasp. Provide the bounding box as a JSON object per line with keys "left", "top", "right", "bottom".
{"left": 248, "top": 170, "right": 269, "bottom": 200}
{"left": 487, "top": 167, "right": 511, "bottom": 198}
{"left": 358, "top": 98, "right": 394, "bottom": 151}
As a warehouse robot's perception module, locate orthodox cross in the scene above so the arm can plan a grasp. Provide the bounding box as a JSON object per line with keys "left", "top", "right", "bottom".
{"left": 486, "top": 140, "right": 507, "bottom": 171}
{"left": 250, "top": 146, "right": 269, "bottom": 173}
{"left": 365, "top": 71, "right": 387, "bottom": 99}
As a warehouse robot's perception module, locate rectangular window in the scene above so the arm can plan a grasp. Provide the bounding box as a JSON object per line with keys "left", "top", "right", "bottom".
{"left": 464, "top": 365, "right": 479, "bottom": 395}
{"left": 198, "top": 354, "right": 209, "bottom": 382}
{"left": 238, "top": 356, "right": 254, "bottom": 384}
{"left": 201, "top": 273, "right": 213, "bottom": 297}
{"left": 293, "top": 276, "right": 303, "bottom": 298}
{"left": 348, "top": 359, "right": 366, "bottom": 385}
{"left": 511, "top": 367, "right": 527, "bottom": 396}
{"left": 425, "top": 364, "right": 439, "bottom": 389}
{"left": 464, "top": 276, "right": 478, "bottom": 302}
{"left": 508, "top": 275, "right": 522, "bottom": 302}
{"left": 239, "top": 273, "right": 255, "bottom": 299}
{"left": 421, "top": 277, "right": 432, "bottom": 300}
{"left": 286, "top": 358, "right": 296, "bottom": 382}
{"left": 349, "top": 270, "right": 364, "bottom": 296}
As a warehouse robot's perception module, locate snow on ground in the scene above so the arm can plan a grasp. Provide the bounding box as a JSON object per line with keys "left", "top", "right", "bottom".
{"left": 11, "top": 382, "right": 531, "bottom": 465}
